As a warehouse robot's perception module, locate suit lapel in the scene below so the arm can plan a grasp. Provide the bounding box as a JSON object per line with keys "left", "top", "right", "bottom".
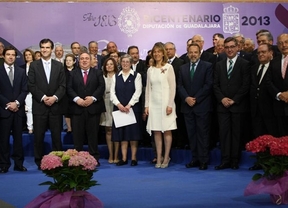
{"left": 38, "top": 60, "right": 49, "bottom": 84}
{"left": 0, "top": 65, "right": 12, "bottom": 88}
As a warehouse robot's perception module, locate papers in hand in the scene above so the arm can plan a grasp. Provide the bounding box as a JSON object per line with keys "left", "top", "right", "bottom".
{"left": 112, "top": 108, "right": 137, "bottom": 128}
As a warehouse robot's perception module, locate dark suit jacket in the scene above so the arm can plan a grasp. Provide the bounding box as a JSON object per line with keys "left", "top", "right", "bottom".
{"left": 171, "top": 57, "right": 184, "bottom": 84}
{"left": 178, "top": 60, "right": 213, "bottom": 114}
{"left": 266, "top": 55, "right": 288, "bottom": 116}
{"left": 250, "top": 63, "right": 274, "bottom": 117}
{"left": 67, "top": 67, "right": 105, "bottom": 115}
{"left": 213, "top": 57, "right": 250, "bottom": 113}
{"left": 0, "top": 64, "right": 28, "bottom": 118}
{"left": 28, "top": 59, "right": 66, "bottom": 115}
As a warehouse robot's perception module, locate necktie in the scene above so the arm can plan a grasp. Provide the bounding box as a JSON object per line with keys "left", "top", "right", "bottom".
{"left": 44, "top": 62, "right": 50, "bottom": 83}
{"left": 282, "top": 56, "right": 288, "bottom": 79}
{"left": 83, "top": 71, "right": 88, "bottom": 85}
{"left": 190, "top": 63, "right": 195, "bottom": 80}
{"left": 168, "top": 59, "right": 172, "bottom": 64}
{"left": 227, "top": 59, "right": 233, "bottom": 79}
{"left": 8, "top": 66, "right": 13, "bottom": 86}
{"left": 257, "top": 64, "right": 265, "bottom": 84}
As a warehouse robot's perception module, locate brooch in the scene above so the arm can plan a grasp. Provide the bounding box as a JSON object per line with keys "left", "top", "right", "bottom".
{"left": 161, "top": 68, "right": 167, "bottom": 74}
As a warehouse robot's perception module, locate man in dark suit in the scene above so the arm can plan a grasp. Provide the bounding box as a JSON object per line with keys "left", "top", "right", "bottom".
{"left": 250, "top": 43, "right": 277, "bottom": 138}
{"left": 101, "top": 41, "right": 126, "bottom": 67}
{"left": 165, "top": 42, "right": 187, "bottom": 149}
{"left": 67, "top": 52, "right": 105, "bottom": 164}
{"left": 180, "top": 38, "right": 193, "bottom": 63}
{"left": 213, "top": 37, "right": 250, "bottom": 170}
{"left": 88, "top": 41, "right": 102, "bottom": 70}
{"left": 249, "top": 43, "right": 277, "bottom": 171}
{"left": 28, "top": 39, "right": 66, "bottom": 168}
{"left": 0, "top": 46, "right": 28, "bottom": 173}
{"left": 266, "top": 33, "right": 288, "bottom": 137}
{"left": 206, "top": 33, "right": 224, "bottom": 54}
{"left": 178, "top": 43, "right": 213, "bottom": 170}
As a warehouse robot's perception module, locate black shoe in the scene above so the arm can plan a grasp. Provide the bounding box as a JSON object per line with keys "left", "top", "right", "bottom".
{"left": 0, "top": 167, "right": 9, "bottom": 173}
{"left": 14, "top": 166, "right": 27, "bottom": 172}
{"left": 131, "top": 160, "right": 138, "bottom": 166}
{"left": 215, "top": 163, "right": 230, "bottom": 170}
{"left": 116, "top": 160, "right": 128, "bottom": 166}
{"left": 249, "top": 164, "right": 262, "bottom": 171}
{"left": 199, "top": 163, "right": 208, "bottom": 170}
{"left": 185, "top": 160, "right": 200, "bottom": 168}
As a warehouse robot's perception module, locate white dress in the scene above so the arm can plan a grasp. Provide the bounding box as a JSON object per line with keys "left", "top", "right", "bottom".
{"left": 100, "top": 75, "right": 113, "bottom": 127}
{"left": 145, "top": 63, "right": 177, "bottom": 135}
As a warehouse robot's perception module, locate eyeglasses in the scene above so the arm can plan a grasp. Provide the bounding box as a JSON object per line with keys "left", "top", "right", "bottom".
{"left": 224, "top": 45, "right": 237, "bottom": 50}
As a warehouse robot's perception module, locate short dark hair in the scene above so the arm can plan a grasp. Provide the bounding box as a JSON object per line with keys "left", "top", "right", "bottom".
{"left": 39, "top": 38, "right": 54, "bottom": 50}
{"left": 3, "top": 45, "right": 17, "bottom": 56}
{"left": 127, "top": 46, "right": 139, "bottom": 54}
{"left": 188, "top": 43, "right": 201, "bottom": 53}
{"left": 224, "top": 37, "right": 238, "bottom": 46}
{"left": 213, "top": 33, "right": 224, "bottom": 39}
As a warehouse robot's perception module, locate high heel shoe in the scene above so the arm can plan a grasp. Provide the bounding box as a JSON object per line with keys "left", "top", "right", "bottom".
{"left": 161, "top": 158, "right": 171, "bottom": 168}
{"left": 155, "top": 163, "right": 161, "bottom": 168}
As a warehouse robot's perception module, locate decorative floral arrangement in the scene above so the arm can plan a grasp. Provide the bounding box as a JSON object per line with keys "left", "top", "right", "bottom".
{"left": 245, "top": 135, "right": 288, "bottom": 181}
{"left": 39, "top": 149, "right": 99, "bottom": 192}
{"left": 244, "top": 135, "right": 288, "bottom": 205}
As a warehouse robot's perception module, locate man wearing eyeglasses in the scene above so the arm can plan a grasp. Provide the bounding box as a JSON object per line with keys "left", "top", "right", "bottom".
{"left": 213, "top": 37, "right": 250, "bottom": 170}
{"left": 267, "top": 33, "right": 288, "bottom": 137}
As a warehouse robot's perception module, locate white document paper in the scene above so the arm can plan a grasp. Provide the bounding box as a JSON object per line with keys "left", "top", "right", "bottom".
{"left": 112, "top": 108, "right": 137, "bottom": 128}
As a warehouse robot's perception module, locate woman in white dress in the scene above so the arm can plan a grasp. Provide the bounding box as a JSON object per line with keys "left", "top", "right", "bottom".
{"left": 100, "top": 58, "right": 119, "bottom": 163}
{"left": 20, "top": 49, "right": 35, "bottom": 134}
{"left": 145, "top": 42, "right": 177, "bottom": 168}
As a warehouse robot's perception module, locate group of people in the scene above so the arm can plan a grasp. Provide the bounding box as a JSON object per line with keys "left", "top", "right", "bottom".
{"left": 0, "top": 29, "right": 288, "bottom": 173}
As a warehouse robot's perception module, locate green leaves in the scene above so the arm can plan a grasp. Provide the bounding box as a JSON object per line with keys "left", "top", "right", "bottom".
{"left": 39, "top": 166, "right": 99, "bottom": 192}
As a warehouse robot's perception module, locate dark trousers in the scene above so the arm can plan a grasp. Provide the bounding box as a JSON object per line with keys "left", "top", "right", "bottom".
{"left": 0, "top": 114, "right": 24, "bottom": 168}
{"left": 72, "top": 110, "right": 100, "bottom": 160}
{"left": 184, "top": 111, "right": 211, "bottom": 163}
{"left": 252, "top": 111, "right": 278, "bottom": 138}
{"left": 33, "top": 112, "right": 63, "bottom": 166}
{"left": 218, "top": 112, "right": 242, "bottom": 165}
{"left": 276, "top": 116, "right": 288, "bottom": 137}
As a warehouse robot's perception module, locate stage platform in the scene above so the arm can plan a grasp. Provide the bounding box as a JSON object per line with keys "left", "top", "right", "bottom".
{"left": 10, "top": 131, "right": 256, "bottom": 167}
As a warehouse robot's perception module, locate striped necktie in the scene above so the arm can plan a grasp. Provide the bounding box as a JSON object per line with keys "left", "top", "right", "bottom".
{"left": 227, "top": 59, "right": 233, "bottom": 79}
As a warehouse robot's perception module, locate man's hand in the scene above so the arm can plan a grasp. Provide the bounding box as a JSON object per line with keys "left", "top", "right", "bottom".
{"left": 83, "top": 96, "right": 94, "bottom": 107}
{"left": 221, "top": 97, "right": 234, "bottom": 108}
{"left": 43, "top": 96, "right": 57, "bottom": 106}
{"left": 6, "top": 102, "right": 19, "bottom": 112}
{"left": 185, "top": 97, "right": 196, "bottom": 107}
{"left": 76, "top": 98, "right": 86, "bottom": 107}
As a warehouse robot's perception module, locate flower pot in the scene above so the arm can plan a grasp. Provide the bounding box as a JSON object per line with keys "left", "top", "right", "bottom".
{"left": 25, "top": 190, "right": 104, "bottom": 208}
{"left": 270, "top": 190, "right": 288, "bottom": 205}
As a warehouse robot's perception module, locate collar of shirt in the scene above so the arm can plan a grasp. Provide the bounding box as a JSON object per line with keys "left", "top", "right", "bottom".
{"left": 41, "top": 58, "right": 52, "bottom": 65}
{"left": 132, "top": 61, "right": 139, "bottom": 71}
{"left": 169, "top": 56, "right": 176, "bottom": 63}
{"left": 4, "top": 63, "right": 14, "bottom": 74}
{"left": 118, "top": 68, "right": 135, "bottom": 76}
{"left": 190, "top": 59, "right": 200, "bottom": 69}
{"left": 227, "top": 56, "right": 238, "bottom": 65}
{"left": 81, "top": 69, "right": 90, "bottom": 75}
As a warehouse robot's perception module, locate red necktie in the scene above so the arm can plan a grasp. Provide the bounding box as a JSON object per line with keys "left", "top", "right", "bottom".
{"left": 83, "top": 71, "right": 88, "bottom": 85}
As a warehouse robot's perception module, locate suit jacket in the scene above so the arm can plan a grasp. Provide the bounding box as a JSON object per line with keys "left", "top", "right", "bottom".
{"left": 266, "top": 55, "right": 288, "bottom": 116}
{"left": 250, "top": 63, "right": 274, "bottom": 117}
{"left": 67, "top": 67, "right": 105, "bottom": 115}
{"left": 28, "top": 59, "right": 66, "bottom": 115}
{"left": 178, "top": 60, "right": 213, "bottom": 114}
{"left": 0, "top": 64, "right": 28, "bottom": 118}
{"left": 171, "top": 57, "right": 184, "bottom": 84}
{"left": 213, "top": 57, "right": 250, "bottom": 113}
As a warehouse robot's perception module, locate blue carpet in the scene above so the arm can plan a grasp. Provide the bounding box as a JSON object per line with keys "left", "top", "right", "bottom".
{"left": 0, "top": 157, "right": 278, "bottom": 208}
